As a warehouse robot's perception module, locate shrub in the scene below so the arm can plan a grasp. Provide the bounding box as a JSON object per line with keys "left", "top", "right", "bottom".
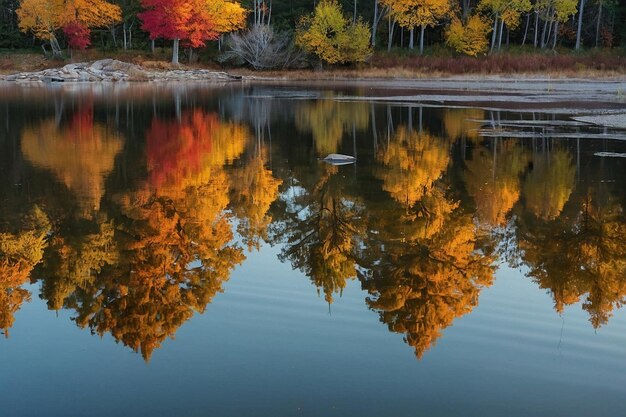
{"left": 220, "top": 25, "right": 305, "bottom": 69}
{"left": 445, "top": 15, "right": 492, "bottom": 56}
{"left": 295, "top": 0, "right": 372, "bottom": 65}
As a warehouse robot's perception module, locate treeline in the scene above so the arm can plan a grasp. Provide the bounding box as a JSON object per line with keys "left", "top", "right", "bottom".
{"left": 0, "top": 0, "right": 625, "bottom": 65}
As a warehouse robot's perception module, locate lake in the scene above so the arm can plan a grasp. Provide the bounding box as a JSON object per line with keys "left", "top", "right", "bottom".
{"left": 0, "top": 82, "right": 625, "bottom": 417}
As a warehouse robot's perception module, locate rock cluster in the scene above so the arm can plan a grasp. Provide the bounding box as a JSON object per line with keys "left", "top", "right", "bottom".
{"left": 1, "top": 59, "right": 242, "bottom": 83}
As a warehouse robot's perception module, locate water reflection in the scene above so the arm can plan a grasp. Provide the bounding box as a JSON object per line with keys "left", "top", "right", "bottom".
{"left": 0, "top": 88, "right": 625, "bottom": 361}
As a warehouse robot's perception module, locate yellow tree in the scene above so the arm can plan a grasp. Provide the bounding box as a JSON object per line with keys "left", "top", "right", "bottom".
{"left": 380, "top": 0, "right": 452, "bottom": 54}
{"left": 295, "top": 0, "right": 372, "bottom": 64}
{"left": 17, "top": 0, "right": 121, "bottom": 57}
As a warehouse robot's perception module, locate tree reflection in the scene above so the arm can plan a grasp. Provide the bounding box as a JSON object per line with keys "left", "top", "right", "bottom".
{"left": 523, "top": 148, "right": 575, "bottom": 220}
{"left": 0, "top": 207, "right": 50, "bottom": 336}
{"left": 516, "top": 189, "right": 626, "bottom": 328}
{"left": 20, "top": 103, "right": 124, "bottom": 215}
{"left": 295, "top": 100, "right": 369, "bottom": 156}
{"left": 464, "top": 140, "right": 530, "bottom": 226}
{"left": 361, "top": 181, "right": 494, "bottom": 358}
{"left": 272, "top": 164, "right": 365, "bottom": 304}
{"left": 28, "top": 109, "right": 247, "bottom": 360}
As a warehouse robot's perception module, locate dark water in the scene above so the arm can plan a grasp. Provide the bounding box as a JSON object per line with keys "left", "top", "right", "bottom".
{"left": 1, "top": 83, "right": 625, "bottom": 417}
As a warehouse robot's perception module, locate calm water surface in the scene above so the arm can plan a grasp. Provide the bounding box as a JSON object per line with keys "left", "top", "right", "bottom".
{"left": 1, "top": 84, "right": 625, "bottom": 417}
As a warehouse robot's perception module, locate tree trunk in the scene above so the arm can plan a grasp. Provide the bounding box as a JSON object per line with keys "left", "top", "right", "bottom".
{"left": 387, "top": 18, "right": 396, "bottom": 51}
{"left": 490, "top": 13, "right": 499, "bottom": 53}
{"left": 189, "top": 48, "right": 193, "bottom": 64}
{"left": 552, "top": 20, "right": 559, "bottom": 49}
{"left": 419, "top": 24, "right": 425, "bottom": 55}
{"left": 534, "top": 11, "right": 539, "bottom": 47}
{"left": 595, "top": 3, "right": 602, "bottom": 47}
{"left": 172, "top": 38, "right": 180, "bottom": 64}
{"left": 111, "top": 26, "right": 117, "bottom": 48}
{"left": 498, "top": 18, "right": 504, "bottom": 50}
{"left": 575, "top": 0, "right": 585, "bottom": 49}
{"left": 123, "top": 22, "right": 127, "bottom": 50}
{"left": 522, "top": 13, "right": 530, "bottom": 45}
{"left": 354, "top": 0, "right": 357, "bottom": 23}
{"left": 462, "top": 0, "right": 470, "bottom": 21}
{"left": 372, "top": 0, "right": 378, "bottom": 46}
{"left": 50, "top": 34, "right": 63, "bottom": 59}
{"left": 409, "top": 28, "right": 414, "bottom": 49}
{"left": 151, "top": 39, "right": 155, "bottom": 54}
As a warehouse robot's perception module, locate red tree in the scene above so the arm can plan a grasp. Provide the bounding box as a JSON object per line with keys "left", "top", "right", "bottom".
{"left": 139, "top": 0, "right": 217, "bottom": 64}
{"left": 63, "top": 21, "right": 91, "bottom": 52}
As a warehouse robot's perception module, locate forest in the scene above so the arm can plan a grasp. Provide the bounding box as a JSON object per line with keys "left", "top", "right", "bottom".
{"left": 0, "top": 0, "right": 625, "bottom": 69}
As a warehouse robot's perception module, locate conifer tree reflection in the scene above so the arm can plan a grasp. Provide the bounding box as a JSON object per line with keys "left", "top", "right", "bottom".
{"left": 363, "top": 124, "right": 494, "bottom": 358}
{"left": 516, "top": 188, "right": 626, "bottom": 328}
{"left": 229, "top": 143, "right": 282, "bottom": 251}
{"left": 273, "top": 164, "right": 365, "bottom": 304}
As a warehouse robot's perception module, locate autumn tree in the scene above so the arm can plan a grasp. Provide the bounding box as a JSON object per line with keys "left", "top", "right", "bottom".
{"left": 479, "top": 0, "right": 531, "bottom": 52}
{"left": 17, "top": 0, "right": 121, "bottom": 57}
{"left": 380, "top": 0, "right": 452, "bottom": 54}
{"left": 296, "top": 0, "right": 372, "bottom": 65}
{"left": 139, "top": 0, "right": 246, "bottom": 64}
{"left": 445, "top": 14, "right": 492, "bottom": 56}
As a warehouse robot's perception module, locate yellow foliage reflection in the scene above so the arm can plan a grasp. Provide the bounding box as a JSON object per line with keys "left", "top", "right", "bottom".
{"left": 21, "top": 106, "right": 124, "bottom": 214}
{"left": 523, "top": 149, "right": 575, "bottom": 220}
{"left": 295, "top": 100, "right": 369, "bottom": 156}
{"left": 518, "top": 192, "right": 626, "bottom": 328}
{"left": 375, "top": 127, "right": 450, "bottom": 212}
{"left": 276, "top": 164, "right": 365, "bottom": 304}
{"left": 230, "top": 152, "right": 282, "bottom": 251}
{"left": 464, "top": 141, "right": 530, "bottom": 226}
{"left": 362, "top": 184, "right": 494, "bottom": 358}
{"left": 0, "top": 207, "right": 50, "bottom": 336}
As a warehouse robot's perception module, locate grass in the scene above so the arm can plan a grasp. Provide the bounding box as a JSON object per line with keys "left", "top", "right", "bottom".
{"left": 1, "top": 47, "right": 625, "bottom": 78}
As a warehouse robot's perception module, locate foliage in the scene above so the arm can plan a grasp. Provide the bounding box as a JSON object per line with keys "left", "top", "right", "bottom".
{"left": 63, "top": 21, "right": 91, "bottom": 50}
{"left": 446, "top": 15, "right": 492, "bottom": 56}
{"left": 16, "top": 0, "right": 121, "bottom": 43}
{"left": 138, "top": 0, "right": 245, "bottom": 47}
{"left": 295, "top": 0, "right": 371, "bottom": 65}
{"left": 381, "top": 0, "right": 452, "bottom": 30}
